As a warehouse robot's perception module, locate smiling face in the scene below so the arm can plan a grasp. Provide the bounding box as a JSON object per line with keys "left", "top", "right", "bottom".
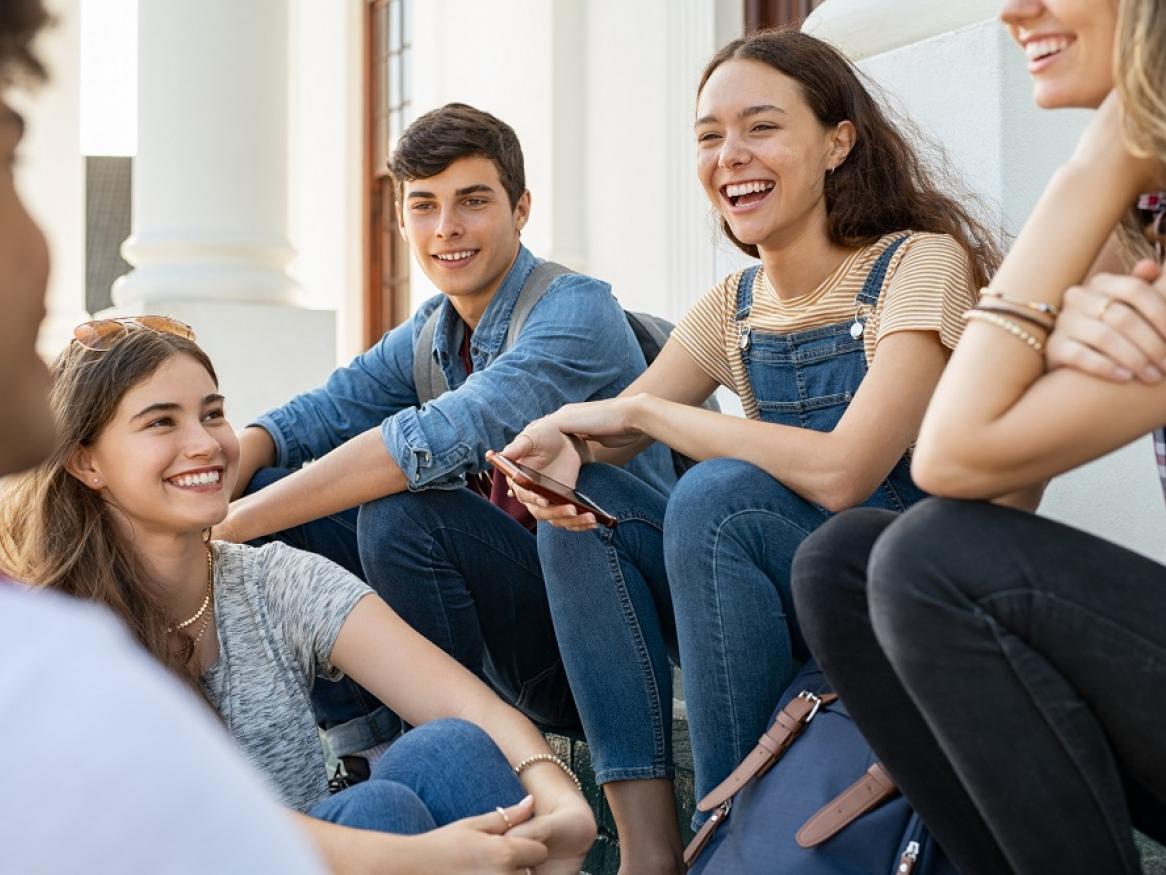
{"left": 1000, "top": 0, "right": 1118, "bottom": 108}
{"left": 0, "top": 98, "right": 54, "bottom": 476}
{"left": 695, "top": 58, "right": 853, "bottom": 254}
{"left": 398, "top": 155, "right": 531, "bottom": 319}
{"left": 74, "top": 353, "right": 239, "bottom": 539}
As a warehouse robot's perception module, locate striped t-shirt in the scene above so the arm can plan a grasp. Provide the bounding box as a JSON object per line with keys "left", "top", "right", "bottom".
{"left": 671, "top": 232, "right": 977, "bottom": 419}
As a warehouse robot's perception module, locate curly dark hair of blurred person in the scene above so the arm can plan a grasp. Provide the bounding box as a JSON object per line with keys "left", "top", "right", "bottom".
{"left": 0, "top": 0, "right": 50, "bottom": 86}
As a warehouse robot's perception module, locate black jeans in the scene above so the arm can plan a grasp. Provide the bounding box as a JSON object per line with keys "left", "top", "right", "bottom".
{"left": 792, "top": 498, "right": 1166, "bottom": 875}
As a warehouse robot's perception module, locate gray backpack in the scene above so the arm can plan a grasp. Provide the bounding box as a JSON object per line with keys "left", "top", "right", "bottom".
{"left": 411, "top": 261, "right": 718, "bottom": 478}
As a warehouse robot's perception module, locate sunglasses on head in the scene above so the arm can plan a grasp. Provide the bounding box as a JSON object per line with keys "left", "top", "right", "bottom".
{"left": 72, "top": 316, "right": 196, "bottom": 351}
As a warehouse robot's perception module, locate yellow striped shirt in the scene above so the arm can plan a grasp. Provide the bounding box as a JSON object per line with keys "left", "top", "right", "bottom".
{"left": 671, "top": 232, "right": 976, "bottom": 419}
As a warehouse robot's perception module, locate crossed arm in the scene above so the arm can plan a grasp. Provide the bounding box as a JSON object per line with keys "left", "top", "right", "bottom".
{"left": 912, "top": 95, "right": 1166, "bottom": 499}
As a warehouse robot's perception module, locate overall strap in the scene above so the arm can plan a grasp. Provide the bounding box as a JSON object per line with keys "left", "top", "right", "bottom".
{"left": 503, "top": 260, "right": 572, "bottom": 350}
{"left": 855, "top": 233, "right": 912, "bottom": 308}
{"left": 733, "top": 264, "right": 763, "bottom": 352}
{"left": 733, "top": 264, "right": 763, "bottom": 323}
{"left": 412, "top": 307, "right": 446, "bottom": 406}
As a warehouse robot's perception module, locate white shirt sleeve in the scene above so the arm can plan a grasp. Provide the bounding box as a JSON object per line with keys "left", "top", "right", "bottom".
{"left": 0, "top": 585, "right": 327, "bottom": 875}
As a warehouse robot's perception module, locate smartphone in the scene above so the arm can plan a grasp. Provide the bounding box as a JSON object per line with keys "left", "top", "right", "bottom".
{"left": 485, "top": 450, "right": 618, "bottom": 528}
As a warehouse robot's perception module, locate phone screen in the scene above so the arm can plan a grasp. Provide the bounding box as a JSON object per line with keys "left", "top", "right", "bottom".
{"left": 485, "top": 451, "right": 617, "bottom": 527}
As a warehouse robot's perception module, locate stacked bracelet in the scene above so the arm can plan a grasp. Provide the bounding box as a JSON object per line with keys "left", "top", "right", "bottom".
{"left": 979, "top": 287, "right": 1061, "bottom": 318}
{"left": 964, "top": 308, "right": 1046, "bottom": 355}
{"left": 514, "top": 753, "right": 584, "bottom": 794}
{"left": 975, "top": 305, "right": 1055, "bottom": 333}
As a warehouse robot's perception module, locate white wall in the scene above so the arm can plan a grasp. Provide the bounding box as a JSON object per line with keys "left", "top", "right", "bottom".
{"left": 809, "top": 4, "right": 1166, "bottom": 561}
{"left": 288, "top": 0, "right": 365, "bottom": 360}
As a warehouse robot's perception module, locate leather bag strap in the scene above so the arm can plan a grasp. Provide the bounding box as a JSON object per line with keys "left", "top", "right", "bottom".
{"left": 697, "top": 690, "right": 838, "bottom": 814}
{"left": 795, "top": 762, "right": 898, "bottom": 848}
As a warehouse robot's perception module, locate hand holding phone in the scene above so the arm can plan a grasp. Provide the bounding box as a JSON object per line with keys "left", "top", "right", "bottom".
{"left": 486, "top": 450, "right": 618, "bottom": 528}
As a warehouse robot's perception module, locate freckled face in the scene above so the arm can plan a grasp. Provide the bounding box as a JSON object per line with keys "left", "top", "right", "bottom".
{"left": 695, "top": 59, "right": 840, "bottom": 253}
{"left": 83, "top": 354, "right": 239, "bottom": 538}
{"left": 1000, "top": 0, "right": 1117, "bottom": 109}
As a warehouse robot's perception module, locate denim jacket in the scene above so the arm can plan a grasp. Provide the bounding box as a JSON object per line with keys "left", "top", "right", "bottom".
{"left": 253, "top": 245, "right": 676, "bottom": 497}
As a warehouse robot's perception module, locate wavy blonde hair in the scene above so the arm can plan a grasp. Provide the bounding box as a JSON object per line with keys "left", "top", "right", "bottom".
{"left": 1117, "top": 0, "right": 1166, "bottom": 162}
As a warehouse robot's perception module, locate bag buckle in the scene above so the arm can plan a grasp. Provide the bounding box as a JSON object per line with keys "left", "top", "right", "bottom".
{"left": 797, "top": 690, "right": 824, "bottom": 723}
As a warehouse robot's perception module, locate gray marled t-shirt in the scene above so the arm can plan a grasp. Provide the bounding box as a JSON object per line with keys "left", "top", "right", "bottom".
{"left": 201, "top": 541, "right": 371, "bottom": 812}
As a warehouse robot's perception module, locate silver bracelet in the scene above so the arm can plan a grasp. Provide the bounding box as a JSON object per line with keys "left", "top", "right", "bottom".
{"left": 513, "top": 753, "right": 583, "bottom": 794}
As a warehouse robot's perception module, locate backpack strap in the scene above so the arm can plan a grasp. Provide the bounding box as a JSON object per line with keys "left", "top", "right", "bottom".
{"left": 796, "top": 762, "right": 897, "bottom": 849}
{"left": 503, "top": 260, "right": 573, "bottom": 350}
{"left": 412, "top": 307, "right": 446, "bottom": 406}
{"left": 412, "top": 260, "right": 572, "bottom": 405}
{"left": 696, "top": 688, "right": 839, "bottom": 814}
{"left": 683, "top": 688, "right": 838, "bottom": 868}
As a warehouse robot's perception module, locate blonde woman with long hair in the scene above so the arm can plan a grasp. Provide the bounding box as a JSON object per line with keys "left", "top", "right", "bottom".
{"left": 792, "top": 1, "right": 1166, "bottom": 872}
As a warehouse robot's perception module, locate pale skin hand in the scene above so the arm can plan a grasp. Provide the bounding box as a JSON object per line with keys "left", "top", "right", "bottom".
{"left": 293, "top": 796, "right": 549, "bottom": 875}
{"left": 327, "top": 595, "right": 595, "bottom": 874}
{"left": 503, "top": 330, "right": 957, "bottom": 528}
{"left": 1047, "top": 260, "right": 1166, "bottom": 383}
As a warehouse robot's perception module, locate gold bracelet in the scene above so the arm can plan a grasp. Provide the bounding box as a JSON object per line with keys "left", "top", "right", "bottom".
{"left": 514, "top": 753, "right": 583, "bottom": 794}
{"left": 979, "top": 287, "right": 1061, "bottom": 318}
{"left": 964, "top": 308, "right": 1046, "bottom": 355}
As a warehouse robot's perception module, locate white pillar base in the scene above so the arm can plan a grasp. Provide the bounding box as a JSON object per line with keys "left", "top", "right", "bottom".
{"left": 98, "top": 298, "right": 335, "bottom": 426}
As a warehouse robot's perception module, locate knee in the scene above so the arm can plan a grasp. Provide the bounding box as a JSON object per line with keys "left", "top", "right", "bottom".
{"left": 663, "top": 458, "right": 774, "bottom": 538}
{"left": 314, "top": 780, "right": 432, "bottom": 833}
{"left": 866, "top": 498, "right": 989, "bottom": 646}
{"left": 791, "top": 507, "right": 901, "bottom": 634}
{"left": 376, "top": 718, "right": 498, "bottom": 780}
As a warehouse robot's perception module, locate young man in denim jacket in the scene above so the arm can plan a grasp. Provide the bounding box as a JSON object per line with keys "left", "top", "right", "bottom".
{"left": 218, "top": 103, "right": 675, "bottom": 767}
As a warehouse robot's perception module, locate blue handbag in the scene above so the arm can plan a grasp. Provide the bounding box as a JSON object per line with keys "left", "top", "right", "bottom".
{"left": 684, "top": 661, "right": 956, "bottom": 875}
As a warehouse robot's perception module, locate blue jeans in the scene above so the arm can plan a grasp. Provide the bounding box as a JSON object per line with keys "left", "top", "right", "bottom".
{"left": 539, "top": 459, "right": 833, "bottom": 818}
{"left": 310, "top": 718, "right": 525, "bottom": 832}
{"left": 248, "top": 469, "right": 578, "bottom": 757}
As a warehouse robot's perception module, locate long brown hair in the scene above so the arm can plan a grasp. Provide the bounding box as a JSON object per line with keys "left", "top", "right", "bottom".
{"left": 699, "top": 28, "right": 1001, "bottom": 289}
{"left": 0, "top": 329, "right": 218, "bottom": 697}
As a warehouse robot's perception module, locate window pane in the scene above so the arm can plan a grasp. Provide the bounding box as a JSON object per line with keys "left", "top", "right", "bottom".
{"left": 401, "top": 0, "right": 411, "bottom": 46}
{"left": 389, "top": 0, "right": 401, "bottom": 49}
{"left": 389, "top": 53, "right": 402, "bottom": 108}
{"left": 400, "top": 46, "right": 411, "bottom": 112}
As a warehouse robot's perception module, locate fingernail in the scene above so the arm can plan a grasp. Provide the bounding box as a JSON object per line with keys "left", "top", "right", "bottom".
{"left": 521, "top": 794, "right": 533, "bottom": 805}
{"left": 1143, "top": 366, "right": 1163, "bottom": 382}
{"left": 1115, "top": 367, "right": 1134, "bottom": 380}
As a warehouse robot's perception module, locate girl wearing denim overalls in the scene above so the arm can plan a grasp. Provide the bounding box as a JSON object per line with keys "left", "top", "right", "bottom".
{"left": 503, "top": 31, "right": 1000, "bottom": 874}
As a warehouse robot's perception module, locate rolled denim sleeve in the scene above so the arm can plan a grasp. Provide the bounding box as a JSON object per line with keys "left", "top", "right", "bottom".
{"left": 385, "top": 274, "right": 636, "bottom": 490}
{"left": 251, "top": 312, "right": 424, "bottom": 469}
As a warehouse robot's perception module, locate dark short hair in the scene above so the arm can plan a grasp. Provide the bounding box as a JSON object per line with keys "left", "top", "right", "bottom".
{"left": 388, "top": 102, "right": 526, "bottom": 209}
{"left": 0, "top": 0, "right": 50, "bottom": 86}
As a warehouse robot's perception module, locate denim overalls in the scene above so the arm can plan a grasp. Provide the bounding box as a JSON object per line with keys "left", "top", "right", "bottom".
{"left": 734, "top": 233, "right": 927, "bottom": 512}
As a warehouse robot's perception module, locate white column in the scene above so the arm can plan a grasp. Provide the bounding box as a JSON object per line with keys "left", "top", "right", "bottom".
{"left": 806, "top": 0, "right": 1166, "bottom": 560}
{"left": 110, "top": 0, "right": 335, "bottom": 425}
